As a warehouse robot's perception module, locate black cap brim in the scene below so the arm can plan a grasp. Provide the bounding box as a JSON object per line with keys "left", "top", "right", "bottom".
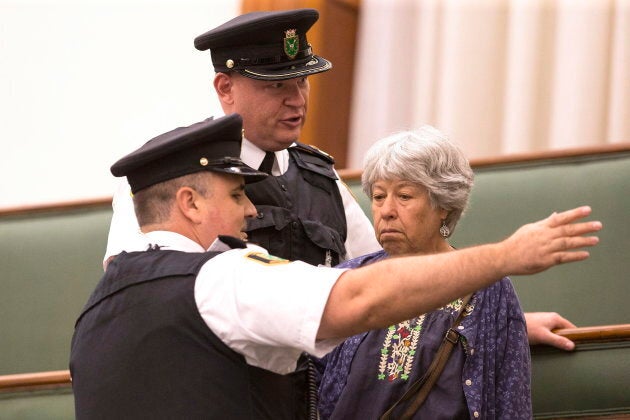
{"left": 204, "top": 161, "right": 268, "bottom": 183}
{"left": 236, "top": 55, "right": 332, "bottom": 81}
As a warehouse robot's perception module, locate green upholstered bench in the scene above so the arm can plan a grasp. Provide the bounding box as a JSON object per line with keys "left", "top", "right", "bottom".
{"left": 0, "top": 200, "right": 112, "bottom": 419}
{"left": 340, "top": 144, "right": 630, "bottom": 419}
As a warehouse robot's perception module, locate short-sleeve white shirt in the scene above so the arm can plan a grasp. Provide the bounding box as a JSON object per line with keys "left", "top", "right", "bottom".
{"left": 143, "top": 231, "right": 346, "bottom": 375}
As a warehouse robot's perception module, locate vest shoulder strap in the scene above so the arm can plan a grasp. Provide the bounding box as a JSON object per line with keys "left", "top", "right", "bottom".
{"left": 292, "top": 142, "right": 336, "bottom": 165}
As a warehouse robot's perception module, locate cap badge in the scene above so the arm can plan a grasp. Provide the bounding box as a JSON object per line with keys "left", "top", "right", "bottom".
{"left": 199, "top": 157, "right": 209, "bottom": 166}
{"left": 283, "top": 29, "right": 299, "bottom": 59}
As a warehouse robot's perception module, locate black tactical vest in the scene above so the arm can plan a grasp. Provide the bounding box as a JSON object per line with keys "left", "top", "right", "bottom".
{"left": 245, "top": 143, "right": 347, "bottom": 266}
{"left": 70, "top": 248, "right": 310, "bottom": 419}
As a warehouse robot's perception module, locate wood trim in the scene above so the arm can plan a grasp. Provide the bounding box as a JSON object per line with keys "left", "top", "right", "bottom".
{"left": 0, "top": 370, "right": 71, "bottom": 393}
{"left": 0, "top": 197, "right": 112, "bottom": 218}
{"left": 330, "top": 0, "right": 360, "bottom": 10}
{"left": 337, "top": 143, "right": 630, "bottom": 182}
{"left": 1, "top": 324, "right": 627, "bottom": 392}
{"left": 337, "top": 168, "right": 363, "bottom": 181}
{"left": 1, "top": 143, "right": 629, "bottom": 217}
{"left": 553, "top": 324, "right": 630, "bottom": 343}
{"left": 469, "top": 142, "right": 630, "bottom": 169}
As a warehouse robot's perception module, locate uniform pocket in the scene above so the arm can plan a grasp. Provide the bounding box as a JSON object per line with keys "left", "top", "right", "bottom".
{"left": 301, "top": 219, "right": 346, "bottom": 258}
{"left": 246, "top": 205, "right": 291, "bottom": 231}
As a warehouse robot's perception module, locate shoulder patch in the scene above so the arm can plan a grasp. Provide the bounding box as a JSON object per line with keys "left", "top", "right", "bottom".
{"left": 245, "top": 252, "right": 290, "bottom": 265}
{"left": 293, "top": 142, "right": 335, "bottom": 164}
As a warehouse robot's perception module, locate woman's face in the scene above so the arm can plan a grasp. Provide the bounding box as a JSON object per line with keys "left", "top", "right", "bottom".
{"left": 371, "top": 178, "right": 449, "bottom": 256}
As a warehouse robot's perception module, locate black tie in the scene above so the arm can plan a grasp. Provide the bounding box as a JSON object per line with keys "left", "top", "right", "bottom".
{"left": 258, "top": 151, "right": 275, "bottom": 175}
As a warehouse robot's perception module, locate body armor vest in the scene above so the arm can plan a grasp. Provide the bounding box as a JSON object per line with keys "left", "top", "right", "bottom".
{"left": 70, "top": 249, "right": 310, "bottom": 419}
{"left": 245, "top": 143, "right": 347, "bottom": 266}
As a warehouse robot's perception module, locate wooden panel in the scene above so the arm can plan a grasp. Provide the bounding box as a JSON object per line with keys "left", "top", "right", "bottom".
{"left": 241, "top": 0, "right": 360, "bottom": 167}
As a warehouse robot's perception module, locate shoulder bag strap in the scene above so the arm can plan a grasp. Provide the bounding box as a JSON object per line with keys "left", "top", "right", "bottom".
{"left": 380, "top": 293, "right": 474, "bottom": 420}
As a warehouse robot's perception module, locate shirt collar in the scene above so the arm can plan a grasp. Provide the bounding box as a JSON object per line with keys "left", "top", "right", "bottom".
{"left": 240, "top": 137, "right": 294, "bottom": 175}
{"left": 143, "top": 231, "right": 206, "bottom": 253}
{"left": 142, "top": 231, "right": 266, "bottom": 254}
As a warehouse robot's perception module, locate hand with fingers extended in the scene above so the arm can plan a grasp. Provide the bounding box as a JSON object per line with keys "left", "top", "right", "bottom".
{"left": 499, "top": 206, "right": 602, "bottom": 275}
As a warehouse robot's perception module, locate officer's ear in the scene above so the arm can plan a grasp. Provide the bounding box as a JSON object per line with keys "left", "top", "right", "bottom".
{"left": 175, "top": 186, "right": 203, "bottom": 224}
{"left": 214, "top": 72, "right": 235, "bottom": 106}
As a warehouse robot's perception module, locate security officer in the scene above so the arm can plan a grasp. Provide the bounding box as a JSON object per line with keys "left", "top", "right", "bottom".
{"left": 71, "top": 113, "right": 600, "bottom": 419}
{"left": 72, "top": 114, "right": 335, "bottom": 419}
{"left": 104, "top": 8, "right": 380, "bottom": 269}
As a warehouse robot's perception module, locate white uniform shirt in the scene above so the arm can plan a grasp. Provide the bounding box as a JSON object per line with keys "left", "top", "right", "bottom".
{"left": 104, "top": 139, "right": 381, "bottom": 266}
{"left": 143, "top": 231, "right": 346, "bottom": 375}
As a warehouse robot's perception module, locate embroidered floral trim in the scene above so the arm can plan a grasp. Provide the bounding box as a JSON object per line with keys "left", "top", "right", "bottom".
{"left": 377, "top": 297, "right": 475, "bottom": 382}
{"left": 378, "top": 315, "right": 425, "bottom": 381}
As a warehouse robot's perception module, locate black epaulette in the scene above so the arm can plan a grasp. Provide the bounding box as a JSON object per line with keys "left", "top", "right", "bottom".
{"left": 293, "top": 142, "right": 335, "bottom": 164}
{"left": 217, "top": 235, "right": 247, "bottom": 249}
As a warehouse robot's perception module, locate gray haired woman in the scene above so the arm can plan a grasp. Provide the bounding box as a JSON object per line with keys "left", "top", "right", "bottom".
{"left": 318, "top": 126, "right": 532, "bottom": 419}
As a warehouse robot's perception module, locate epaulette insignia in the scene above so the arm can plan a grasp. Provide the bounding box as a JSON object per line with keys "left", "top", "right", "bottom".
{"left": 245, "top": 252, "right": 290, "bottom": 265}
{"left": 294, "top": 142, "right": 335, "bottom": 163}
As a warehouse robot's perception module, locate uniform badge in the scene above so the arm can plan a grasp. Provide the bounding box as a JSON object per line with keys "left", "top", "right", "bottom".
{"left": 246, "top": 252, "right": 289, "bottom": 265}
{"left": 283, "top": 29, "right": 299, "bottom": 59}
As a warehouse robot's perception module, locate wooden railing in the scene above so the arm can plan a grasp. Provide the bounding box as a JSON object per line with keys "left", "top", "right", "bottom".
{"left": 553, "top": 324, "right": 630, "bottom": 343}
{"left": 0, "top": 196, "right": 111, "bottom": 218}
{"left": 337, "top": 142, "right": 630, "bottom": 181}
{"left": 1, "top": 324, "right": 628, "bottom": 393}
{"left": 2, "top": 143, "right": 628, "bottom": 218}
{"left": 0, "top": 370, "right": 71, "bottom": 393}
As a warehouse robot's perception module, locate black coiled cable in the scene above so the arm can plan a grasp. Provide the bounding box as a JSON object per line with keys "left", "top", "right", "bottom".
{"left": 302, "top": 353, "right": 319, "bottom": 420}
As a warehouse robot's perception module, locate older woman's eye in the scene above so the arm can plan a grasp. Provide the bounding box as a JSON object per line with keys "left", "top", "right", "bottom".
{"left": 372, "top": 194, "right": 385, "bottom": 201}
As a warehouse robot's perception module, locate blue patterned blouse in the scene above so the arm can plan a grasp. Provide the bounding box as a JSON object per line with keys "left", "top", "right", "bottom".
{"left": 317, "top": 250, "right": 532, "bottom": 419}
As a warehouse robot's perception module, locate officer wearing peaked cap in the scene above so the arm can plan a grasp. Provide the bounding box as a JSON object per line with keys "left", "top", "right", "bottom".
{"left": 103, "top": 8, "right": 381, "bottom": 270}
{"left": 71, "top": 114, "right": 341, "bottom": 419}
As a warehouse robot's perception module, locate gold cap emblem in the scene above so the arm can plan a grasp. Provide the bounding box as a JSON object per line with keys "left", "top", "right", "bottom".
{"left": 226, "top": 59, "right": 234, "bottom": 69}
{"left": 199, "top": 157, "right": 209, "bottom": 166}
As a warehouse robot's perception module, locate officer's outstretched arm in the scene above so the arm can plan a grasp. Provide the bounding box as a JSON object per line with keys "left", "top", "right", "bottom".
{"left": 318, "top": 206, "right": 601, "bottom": 339}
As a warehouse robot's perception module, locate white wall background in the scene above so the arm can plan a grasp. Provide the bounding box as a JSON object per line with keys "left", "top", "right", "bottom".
{"left": 1, "top": 0, "right": 238, "bottom": 207}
